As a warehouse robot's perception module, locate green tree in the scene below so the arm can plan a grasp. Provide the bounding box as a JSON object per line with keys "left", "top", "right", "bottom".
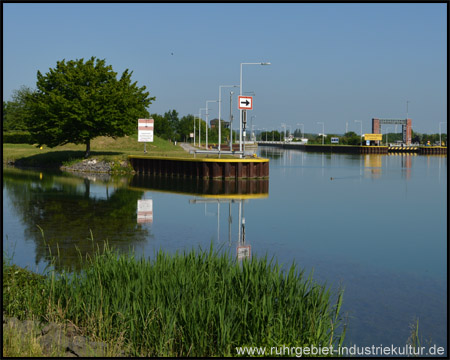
{"left": 3, "top": 86, "right": 35, "bottom": 131}
{"left": 26, "top": 57, "right": 154, "bottom": 158}
{"left": 178, "top": 114, "right": 195, "bottom": 142}
{"left": 165, "top": 109, "right": 179, "bottom": 140}
{"left": 152, "top": 113, "right": 173, "bottom": 140}
{"left": 342, "top": 131, "right": 360, "bottom": 145}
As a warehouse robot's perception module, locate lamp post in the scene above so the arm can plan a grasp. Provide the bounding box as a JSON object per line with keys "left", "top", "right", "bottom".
{"left": 199, "top": 108, "right": 208, "bottom": 149}
{"left": 262, "top": 128, "right": 267, "bottom": 141}
{"left": 281, "top": 123, "right": 286, "bottom": 142}
{"left": 219, "top": 85, "right": 239, "bottom": 152}
{"left": 385, "top": 127, "right": 391, "bottom": 146}
{"left": 229, "top": 91, "right": 234, "bottom": 150}
{"left": 250, "top": 116, "right": 256, "bottom": 141}
{"left": 193, "top": 114, "right": 197, "bottom": 146}
{"left": 239, "top": 62, "right": 271, "bottom": 154}
{"left": 317, "top": 122, "right": 324, "bottom": 145}
{"left": 355, "top": 120, "right": 362, "bottom": 146}
{"left": 297, "top": 123, "right": 304, "bottom": 140}
{"left": 439, "top": 122, "right": 446, "bottom": 146}
{"left": 206, "top": 100, "right": 218, "bottom": 150}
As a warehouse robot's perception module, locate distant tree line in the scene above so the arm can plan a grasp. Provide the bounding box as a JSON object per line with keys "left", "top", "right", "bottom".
{"left": 255, "top": 128, "right": 447, "bottom": 145}
{"left": 151, "top": 110, "right": 235, "bottom": 144}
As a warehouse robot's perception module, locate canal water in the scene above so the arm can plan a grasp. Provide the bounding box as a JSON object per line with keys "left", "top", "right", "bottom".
{"left": 3, "top": 149, "right": 447, "bottom": 352}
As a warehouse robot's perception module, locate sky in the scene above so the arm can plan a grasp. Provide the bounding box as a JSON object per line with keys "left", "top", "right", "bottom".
{"left": 3, "top": 3, "right": 447, "bottom": 135}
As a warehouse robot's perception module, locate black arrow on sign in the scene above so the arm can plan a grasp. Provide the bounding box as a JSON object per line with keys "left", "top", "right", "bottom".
{"left": 240, "top": 100, "right": 250, "bottom": 106}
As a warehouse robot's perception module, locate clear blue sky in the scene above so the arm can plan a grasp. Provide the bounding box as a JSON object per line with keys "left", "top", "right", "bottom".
{"left": 3, "top": 3, "right": 447, "bottom": 134}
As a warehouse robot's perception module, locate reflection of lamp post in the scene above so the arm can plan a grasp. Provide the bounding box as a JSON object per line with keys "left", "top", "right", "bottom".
{"left": 317, "top": 122, "right": 324, "bottom": 145}
{"left": 355, "top": 120, "right": 362, "bottom": 146}
{"left": 439, "top": 122, "right": 445, "bottom": 146}
{"left": 239, "top": 62, "right": 271, "bottom": 153}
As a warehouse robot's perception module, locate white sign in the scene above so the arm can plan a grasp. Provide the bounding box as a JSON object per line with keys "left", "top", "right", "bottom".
{"left": 138, "top": 119, "right": 154, "bottom": 142}
{"left": 137, "top": 199, "right": 153, "bottom": 223}
{"left": 237, "top": 245, "right": 251, "bottom": 260}
{"left": 238, "top": 96, "right": 253, "bottom": 110}
{"left": 189, "top": 133, "right": 194, "bottom": 138}
{"left": 331, "top": 137, "right": 339, "bottom": 144}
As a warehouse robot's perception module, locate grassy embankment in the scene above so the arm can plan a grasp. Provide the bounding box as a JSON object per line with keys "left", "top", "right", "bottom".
{"left": 3, "top": 243, "right": 346, "bottom": 357}
{"left": 2, "top": 133, "right": 192, "bottom": 170}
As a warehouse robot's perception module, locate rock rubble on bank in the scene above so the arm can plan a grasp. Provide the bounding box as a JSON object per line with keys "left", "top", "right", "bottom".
{"left": 60, "top": 159, "right": 112, "bottom": 173}
{"left": 3, "top": 314, "right": 124, "bottom": 357}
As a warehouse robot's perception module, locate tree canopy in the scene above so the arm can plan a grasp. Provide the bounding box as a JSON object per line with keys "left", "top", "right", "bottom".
{"left": 2, "top": 86, "right": 34, "bottom": 131}
{"left": 26, "top": 57, "right": 155, "bottom": 157}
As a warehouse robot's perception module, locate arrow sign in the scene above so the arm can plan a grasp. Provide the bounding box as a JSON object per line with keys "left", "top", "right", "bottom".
{"left": 238, "top": 96, "right": 253, "bottom": 110}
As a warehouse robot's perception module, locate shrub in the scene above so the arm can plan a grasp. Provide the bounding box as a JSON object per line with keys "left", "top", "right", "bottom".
{"left": 2, "top": 131, "right": 35, "bottom": 144}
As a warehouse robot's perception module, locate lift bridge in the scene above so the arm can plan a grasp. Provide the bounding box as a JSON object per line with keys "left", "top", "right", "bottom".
{"left": 372, "top": 118, "right": 412, "bottom": 145}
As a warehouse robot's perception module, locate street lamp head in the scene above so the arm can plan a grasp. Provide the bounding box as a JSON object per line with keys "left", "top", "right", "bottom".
{"left": 261, "top": 62, "right": 271, "bottom": 65}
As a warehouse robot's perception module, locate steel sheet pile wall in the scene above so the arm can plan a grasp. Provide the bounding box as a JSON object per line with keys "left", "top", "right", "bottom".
{"left": 128, "top": 156, "right": 269, "bottom": 179}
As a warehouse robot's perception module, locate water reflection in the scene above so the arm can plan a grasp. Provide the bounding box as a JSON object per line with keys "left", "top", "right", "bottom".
{"left": 189, "top": 197, "right": 253, "bottom": 260}
{"left": 129, "top": 174, "right": 269, "bottom": 197}
{"left": 3, "top": 168, "right": 268, "bottom": 271}
{"left": 260, "top": 146, "right": 422, "bottom": 181}
{"left": 3, "top": 167, "right": 149, "bottom": 271}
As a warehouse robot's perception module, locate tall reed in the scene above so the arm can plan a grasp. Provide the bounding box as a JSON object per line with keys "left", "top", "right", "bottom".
{"left": 4, "top": 243, "right": 346, "bottom": 356}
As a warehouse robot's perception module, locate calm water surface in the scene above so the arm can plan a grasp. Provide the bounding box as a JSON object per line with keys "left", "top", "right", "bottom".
{"left": 3, "top": 148, "right": 447, "bottom": 352}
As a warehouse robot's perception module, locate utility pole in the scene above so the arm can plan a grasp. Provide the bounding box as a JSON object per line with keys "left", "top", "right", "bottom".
{"left": 229, "top": 91, "right": 234, "bottom": 150}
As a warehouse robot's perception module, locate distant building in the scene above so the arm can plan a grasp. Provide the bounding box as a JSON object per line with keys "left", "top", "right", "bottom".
{"left": 210, "top": 118, "right": 230, "bottom": 129}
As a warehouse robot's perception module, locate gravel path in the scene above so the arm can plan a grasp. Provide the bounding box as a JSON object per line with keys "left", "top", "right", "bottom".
{"left": 179, "top": 142, "right": 197, "bottom": 153}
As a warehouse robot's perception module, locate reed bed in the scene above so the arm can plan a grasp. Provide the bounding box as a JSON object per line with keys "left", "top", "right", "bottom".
{"left": 3, "top": 243, "right": 346, "bottom": 357}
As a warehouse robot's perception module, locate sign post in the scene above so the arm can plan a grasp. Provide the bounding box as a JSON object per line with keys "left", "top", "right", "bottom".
{"left": 138, "top": 119, "right": 154, "bottom": 153}
{"left": 238, "top": 96, "right": 253, "bottom": 110}
{"left": 364, "top": 133, "right": 383, "bottom": 146}
{"left": 238, "top": 96, "right": 253, "bottom": 155}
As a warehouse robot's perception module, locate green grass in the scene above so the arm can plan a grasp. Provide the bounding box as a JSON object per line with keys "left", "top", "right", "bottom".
{"left": 2, "top": 321, "right": 68, "bottom": 357}
{"left": 2, "top": 134, "right": 189, "bottom": 168}
{"left": 3, "top": 134, "right": 242, "bottom": 169}
{"left": 3, "top": 243, "right": 346, "bottom": 357}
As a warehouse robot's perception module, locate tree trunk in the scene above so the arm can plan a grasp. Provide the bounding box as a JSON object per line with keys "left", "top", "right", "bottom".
{"left": 85, "top": 139, "right": 91, "bottom": 158}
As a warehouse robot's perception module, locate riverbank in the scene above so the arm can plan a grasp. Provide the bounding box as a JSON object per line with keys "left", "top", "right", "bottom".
{"left": 2, "top": 136, "right": 247, "bottom": 174}
{"left": 3, "top": 243, "right": 346, "bottom": 357}
{"left": 257, "top": 141, "right": 447, "bottom": 155}
{"left": 2, "top": 134, "right": 188, "bottom": 173}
